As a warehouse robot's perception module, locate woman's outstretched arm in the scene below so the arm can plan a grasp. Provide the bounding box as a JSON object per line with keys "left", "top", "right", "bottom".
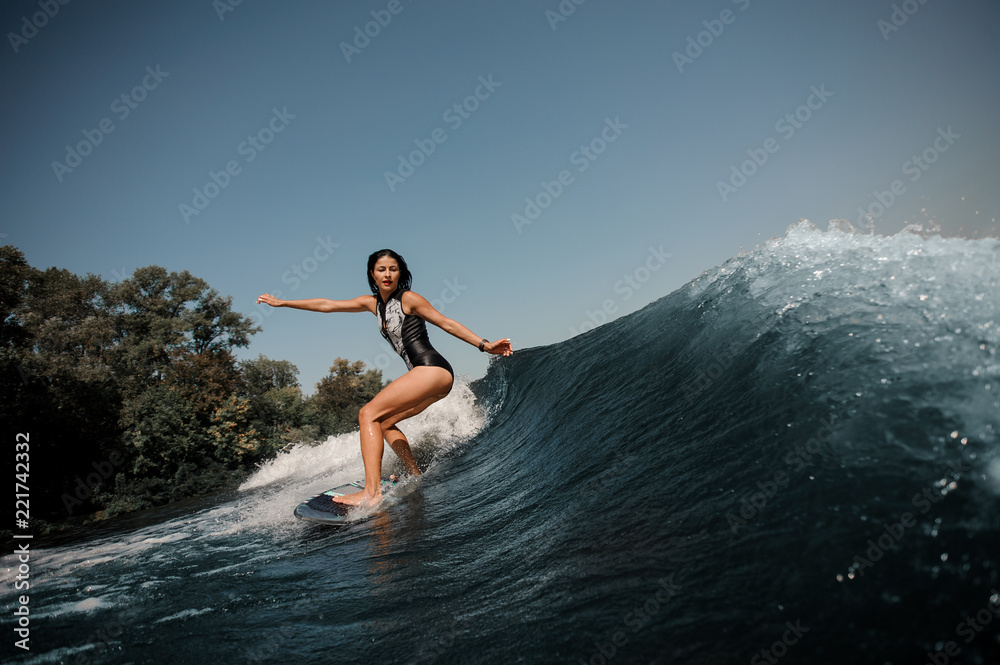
{"left": 256, "top": 293, "right": 374, "bottom": 314}
{"left": 403, "top": 291, "right": 513, "bottom": 356}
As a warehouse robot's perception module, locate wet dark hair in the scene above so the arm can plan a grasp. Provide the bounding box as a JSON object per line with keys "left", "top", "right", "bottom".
{"left": 367, "top": 249, "right": 412, "bottom": 296}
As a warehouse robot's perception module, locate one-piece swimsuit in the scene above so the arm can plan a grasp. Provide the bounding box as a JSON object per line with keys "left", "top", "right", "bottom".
{"left": 376, "top": 289, "right": 454, "bottom": 377}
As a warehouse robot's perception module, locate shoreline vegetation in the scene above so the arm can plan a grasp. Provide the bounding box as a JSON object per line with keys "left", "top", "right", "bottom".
{"left": 2, "top": 245, "right": 384, "bottom": 542}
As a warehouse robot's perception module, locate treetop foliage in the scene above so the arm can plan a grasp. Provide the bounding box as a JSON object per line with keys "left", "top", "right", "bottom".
{"left": 1, "top": 246, "right": 383, "bottom": 528}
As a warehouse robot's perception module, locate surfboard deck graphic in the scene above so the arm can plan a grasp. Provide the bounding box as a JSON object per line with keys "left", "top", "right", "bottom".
{"left": 293, "top": 479, "right": 397, "bottom": 524}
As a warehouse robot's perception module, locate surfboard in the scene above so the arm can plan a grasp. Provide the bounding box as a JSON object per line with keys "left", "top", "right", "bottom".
{"left": 293, "top": 478, "right": 398, "bottom": 524}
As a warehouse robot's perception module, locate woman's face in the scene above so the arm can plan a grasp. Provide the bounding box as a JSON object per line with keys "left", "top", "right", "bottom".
{"left": 372, "top": 256, "right": 400, "bottom": 293}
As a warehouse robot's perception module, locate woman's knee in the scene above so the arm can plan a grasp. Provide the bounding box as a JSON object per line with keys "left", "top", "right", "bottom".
{"left": 358, "top": 402, "right": 379, "bottom": 425}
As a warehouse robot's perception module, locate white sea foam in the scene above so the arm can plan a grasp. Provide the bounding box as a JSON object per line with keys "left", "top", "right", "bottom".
{"left": 221, "top": 376, "right": 487, "bottom": 534}
{"left": 33, "top": 595, "right": 114, "bottom": 619}
{"left": 240, "top": 374, "right": 486, "bottom": 492}
{"left": 153, "top": 607, "right": 214, "bottom": 623}
{"left": 675, "top": 220, "right": 999, "bottom": 497}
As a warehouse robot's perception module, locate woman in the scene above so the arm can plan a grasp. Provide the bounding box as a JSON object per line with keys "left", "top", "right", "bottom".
{"left": 256, "top": 249, "right": 513, "bottom": 507}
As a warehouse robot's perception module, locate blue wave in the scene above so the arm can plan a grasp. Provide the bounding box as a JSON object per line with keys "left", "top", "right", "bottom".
{"left": 457, "top": 220, "right": 1000, "bottom": 662}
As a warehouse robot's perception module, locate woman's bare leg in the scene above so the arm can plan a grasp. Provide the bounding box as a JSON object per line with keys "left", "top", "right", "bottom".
{"left": 333, "top": 366, "right": 452, "bottom": 506}
{"left": 381, "top": 393, "right": 449, "bottom": 477}
{"left": 384, "top": 426, "right": 420, "bottom": 476}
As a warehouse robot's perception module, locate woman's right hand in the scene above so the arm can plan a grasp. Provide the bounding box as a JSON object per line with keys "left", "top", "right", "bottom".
{"left": 256, "top": 293, "right": 283, "bottom": 307}
{"left": 484, "top": 338, "right": 514, "bottom": 356}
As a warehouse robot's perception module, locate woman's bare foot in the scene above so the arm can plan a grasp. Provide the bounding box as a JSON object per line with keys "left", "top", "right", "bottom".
{"left": 332, "top": 489, "right": 381, "bottom": 507}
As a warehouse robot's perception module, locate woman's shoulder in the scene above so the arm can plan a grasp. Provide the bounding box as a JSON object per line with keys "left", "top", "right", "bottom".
{"left": 357, "top": 294, "right": 378, "bottom": 313}
{"left": 399, "top": 289, "right": 430, "bottom": 314}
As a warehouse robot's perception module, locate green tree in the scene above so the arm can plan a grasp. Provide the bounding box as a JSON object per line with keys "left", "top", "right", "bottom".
{"left": 311, "top": 358, "right": 384, "bottom": 436}
{"left": 0, "top": 245, "right": 30, "bottom": 349}
{"left": 258, "top": 385, "right": 316, "bottom": 445}
{"left": 236, "top": 355, "right": 310, "bottom": 444}
{"left": 165, "top": 348, "right": 241, "bottom": 419}
{"left": 108, "top": 266, "right": 262, "bottom": 513}
{"left": 206, "top": 394, "right": 266, "bottom": 466}
{"left": 3, "top": 254, "right": 121, "bottom": 518}
{"left": 1, "top": 247, "right": 391, "bottom": 525}
{"left": 109, "top": 266, "right": 258, "bottom": 398}
{"left": 120, "top": 383, "right": 206, "bottom": 479}
{"left": 239, "top": 354, "right": 299, "bottom": 396}
{"left": 1, "top": 246, "right": 32, "bottom": 423}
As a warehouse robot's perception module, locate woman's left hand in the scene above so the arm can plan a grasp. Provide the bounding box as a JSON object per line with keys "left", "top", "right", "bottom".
{"left": 485, "top": 338, "right": 514, "bottom": 356}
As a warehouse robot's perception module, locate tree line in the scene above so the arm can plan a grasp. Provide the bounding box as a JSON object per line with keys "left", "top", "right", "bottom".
{"left": 1, "top": 246, "right": 383, "bottom": 530}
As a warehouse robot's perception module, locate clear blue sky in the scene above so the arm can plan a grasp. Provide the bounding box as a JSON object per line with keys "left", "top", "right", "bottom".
{"left": 3, "top": 0, "right": 998, "bottom": 392}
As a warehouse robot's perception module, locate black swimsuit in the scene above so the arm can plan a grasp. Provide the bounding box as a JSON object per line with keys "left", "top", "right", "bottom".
{"left": 376, "top": 289, "right": 454, "bottom": 378}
